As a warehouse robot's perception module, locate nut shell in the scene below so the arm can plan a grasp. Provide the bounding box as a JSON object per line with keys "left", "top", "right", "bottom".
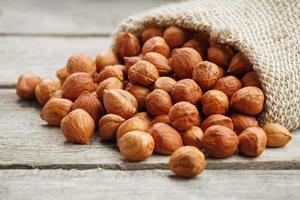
{"left": 143, "top": 52, "right": 172, "bottom": 75}
{"left": 128, "top": 60, "right": 159, "bottom": 86}
{"left": 98, "top": 114, "right": 125, "bottom": 141}
{"left": 214, "top": 76, "right": 242, "bottom": 98}
{"left": 231, "top": 113, "right": 258, "bottom": 134}
{"left": 146, "top": 89, "right": 173, "bottom": 116}
{"left": 66, "top": 53, "right": 96, "bottom": 75}
{"left": 201, "top": 90, "right": 229, "bottom": 116}
{"left": 263, "top": 123, "right": 292, "bottom": 147}
{"left": 163, "top": 26, "right": 188, "bottom": 48}
{"left": 96, "top": 77, "right": 123, "bottom": 101}
{"left": 116, "top": 117, "right": 149, "bottom": 140}
{"left": 207, "top": 44, "right": 234, "bottom": 69}
{"left": 126, "top": 83, "right": 151, "bottom": 110}
{"left": 35, "top": 79, "right": 61, "bottom": 105}
{"left": 171, "top": 79, "right": 202, "bottom": 105}
{"left": 95, "top": 50, "right": 119, "bottom": 72}
{"left": 116, "top": 32, "right": 141, "bottom": 58}
{"left": 181, "top": 126, "right": 204, "bottom": 149}
{"left": 201, "top": 114, "right": 233, "bottom": 132}
{"left": 142, "top": 36, "right": 170, "bottom": 58}
{"left": 228, "top": 52, "right": 251, "bottom": 76}
{"left": 154, "top": 77, "right": 176, "bottom": 93}
{"left": 16, "top": 73, "right": 41, "bottom": 99}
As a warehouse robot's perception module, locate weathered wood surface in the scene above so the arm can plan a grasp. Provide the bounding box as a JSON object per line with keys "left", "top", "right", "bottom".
{"left": 1, "top": 169, "right": 300, "bottom": 200}
{"left": 0, "top": 89, "right": 299, "bottom": 170}
{"left": 0, "top": 36, "right": 111, "bottom": 87}
{"left": 0, "top": 0, "right": 177, "bottom": 35}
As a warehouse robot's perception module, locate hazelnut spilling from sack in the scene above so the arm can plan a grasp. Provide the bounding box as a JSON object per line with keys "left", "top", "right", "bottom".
{"left": 16, "top": 0, "right": 298, "bottom": 177}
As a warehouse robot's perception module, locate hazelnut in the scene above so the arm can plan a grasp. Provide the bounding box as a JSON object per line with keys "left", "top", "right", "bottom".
{"left": 142, "top": 36, "right": 170, "bottom": 58}
{"left": 203, "top": 125, "right": 239, "bottom": 158}
{"left": 263, "top": 123, "right": 292, "bottom": 147}
{"left": 116, "top": 117, "right": 149, "bottom": 140}
{"left": 52, "top": 89, "right": 62, "bottom": 99}
{"left": 98, "top": 114, "right": 125, "bottom": 141}
{"left": 133, "top": 112, "right": 152, "bottom": 125}
{"left": 169, "top": 101, "right": 201, "bottom": 131}
{"left": 154, "top": 77, "right": 176, "bottom": 93}
{"left": 124, "top": 56, "right": 142, "bottom": 74}
{"left": 95, "top": 65, "right": 124, "bottom": 83}
{"left": 115, "top": 32, "right": 141, "bottom": 58}
{"left": 181, "top": 126, "right": 204, "bottom": 149}
{"left": 96, "top": 77, "right": 123, "bottom": 101}
{"left": 61, "top": 109, "right": 95, "bottom": 144}
{"left": 125, "top": 82, "right": 151, "bottom": 110}
{"left": 228, "top": 52, "right": 252, "bottom": 76}
{"left": 117, "top": 131, "right": 154, "bottom": 161}
{"left": 128, "top": 60, "right": 159, "bottom": 86}
{"left": 201, "top": 90, "right": 229, "bottom": 116}
{"left": 61, "top": 72, "right": 95, "bottom": 101}
{"left": 149, "top": 123, "right": 183, "bottom": 155}
{"left": 163, "top": 26, "right": 188, "bottom": 48}
{"left": 41, "top": 98, "right": 73, "bottom": 126}
{"left": 207, "top": 44, "right": 234, "bottom": 69}
{"left": 193, "top": 61, "right": 224, "bottom": 90}
{"left": 169, "top": 146, "right": 205, "bottom": 177}
{"left": 241, "top": 71, "right": 262, "bottom": 88}
{"left": 56, "top": 67, "right": 69, "bottom": 83}
{"left": 16, "top": 73, "right": 41, "bottom": 99}
{"left": 231, "top": 113, "right": 258, "bottom": 134}
{"left": 143, "top": 52, "right": 172, "bottom": 75}
{"left": 72, "top": 91, "right": 104, "bottom": 122}
{"left": 146, "top": 89, "right": 173, "bottom": 116}
{"left": 171, "top": 47, "right": 202, "bottom": 79}
{"left": 95, "top": 49, "right": 119, "bottom": 72}
{"left": 171, "top": 79, "right": 202, "bottom": 105}
{"left": 35, "top": 79, "right": 61, "bottom": 105}
{"left": 183, "top": 38, "right": 207, "bottom": 58}
{"left": 230, "top": 86, "right": 264, "bottom": 115}
{"left": 103, "top": 89, "right": 137, "bottom": 119}
{"left": 142, "top": 27, "right": 163, "bottom": 43}
{"left": 214, "top": 76, "right": 242, "bottom": 98}
{"left": 201, "top": 114, "right": 233, "bottom": 132}
{"left": 239, "top": 127, "right": 267, "bottom": 157}
{"left": 66, "top": 53, "right": 96, "bottom": 75}
{"left": 150, "top": 115, "right": 170, "bottom": 126}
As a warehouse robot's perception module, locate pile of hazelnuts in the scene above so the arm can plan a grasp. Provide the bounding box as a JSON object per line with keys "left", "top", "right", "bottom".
{"left": 16, "top": 26, "right": 292, "bottom": 177}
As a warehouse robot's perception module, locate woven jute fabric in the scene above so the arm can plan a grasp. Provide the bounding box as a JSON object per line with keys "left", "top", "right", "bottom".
{"left": 114, "top": 0, "right": 300, "bottom": 130}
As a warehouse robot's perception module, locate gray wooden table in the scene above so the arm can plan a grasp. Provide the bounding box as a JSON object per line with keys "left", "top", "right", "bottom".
{"left": 0, "top": 0, "right": 299, "bottom": 199}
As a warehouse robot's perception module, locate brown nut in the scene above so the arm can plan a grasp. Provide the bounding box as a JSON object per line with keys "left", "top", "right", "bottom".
{"left": 231, "top": 113, "right": 258, "bottom": 134}
{"left": 115, "top": 32, "right": 141, "bottom": 58}
{"left": 98, "top": 114, "right": 125, "bottom": 141}
{"left": 207, "top": 44, "right": 234, "bottom": 69}
{"left": 118, "top": 131, "right": 154, "bottom": 161}
{"left": 149, "top": 123, "right": 183, "bottom": 155}
{"left": 228, "top": 52, "right": 252, "bottom": 76}
{"left": 103, "top": 89, "right": 137, "bottom": 119}
{"left": 203, "top": 125, "right": 239, "bottom": 158}
{"left": 193, "top": 61, "right": 224, "bottom": 90}
{"left": 116, "top": 117, "right": 149, "bottom": 140}
{"left": 133, "top": 112, "right": 152, "bottom": 125}
{"left": 95, "top": 65, "right": 124, "bottom": 83}
{"left": 35, "top": 79, "right": 61, "bottom": 105}
{"left": 181, "top": 126, "right": 204, "bottom": 149}
{"left": 230, "top": 86, "right": 264, "bottom": 115}
{"left": 214, "top": 76, "right": 242, "bottom": 98}
{"left": 241, "top": 71, "right": 262, "bottom": 88}
{"left": 171, "top": 79, "right": 202, "bottom": 105}
{"left": 142, "top": 27, "right": 163, "bottom": 43}
{"left": 72, "top": 91, "right": 104, "bottom": 122}
{"left": 96, "top": 77, "right": 123, "bottom": 101}
{"left": 143, "top": 52, "right": 172, "bottom": 75}
{"left": 125, "top": 82, "right": 151, "bottom": 110}
{"left": 201, "top": 90, "right": 229, "bottom": 116}
{"left": 201, "top": 114, "right": 233, "bottom": 132}
{"left": 154, "top": 77, "right": 177, "bottom": 93}
{"left": 169, "top": 146, "right": 205, "bottom": 177}
{"left": 51, "top": 89, "right": 62, "bottom": 99}
{"left": 150, "top": 115, "right": 170, "bottom": 126}
{"left": 41, "top": 98, "right": 73, "bottom": 126}
{"left": 128, "top": 60, "right": 159, "bottom": 86}
{"left": 146, "top": 89, "right": 173, "bottom": 116}
{"left": 124, "top": 56, "right": 142, "bottom": 74}
{"left": 183, "top": 38, "right": 207, "bottom": 58}
{"left": 163, "top": 26, "right": 188, "bottom": 48}
{"left": 56, "top": 67, "right": 69, "bottom": 83}
{"left": 142, "top": 36, "right": 170, "bottom": 58}
{"left": 263, "top": 123, "right": 292, "bottom": 147}
{"left": 61, "top": 72, "right": 95, "bottom": 101}
{"left": 239, "top": 127, "right": 267, "bottom": 157}
{"left": 95, "top": 49, "right": 119, "bottom": 72}
{"left": 16, "top": 73, "right": 41, "bottom": 99}
{"left": 61, "top": 109, "right": 95, "bottom": 144}
{"left": 66, "top": 53, "right": 96, "bottom": 75}
{"left": 171, "top": 47, "right": 202, "bottom": 79}
{"left": 169, "top": 101, "right": 201, "bottom": 131}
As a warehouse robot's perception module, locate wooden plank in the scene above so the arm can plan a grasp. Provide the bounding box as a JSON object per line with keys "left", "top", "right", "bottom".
{"left": 0, "top": 89, "right": 300, "bottom": 170}
{"left": 1, "top": 169, "right": 300, "bottom": 200}
{"left": 0, "top": 0, "right": 177, "bottom": 35}
{"left": 0, "top": 36, "right": 111, "bottom": 86}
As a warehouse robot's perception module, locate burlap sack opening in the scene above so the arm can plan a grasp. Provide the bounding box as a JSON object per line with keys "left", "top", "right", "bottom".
{"left": 114, "top": 0, "right": 300, "bottom": 131}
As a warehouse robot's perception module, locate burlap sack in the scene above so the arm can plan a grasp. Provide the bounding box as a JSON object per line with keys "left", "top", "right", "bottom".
{"left": 114, "top": 0, "right": 300, "bottom": 131}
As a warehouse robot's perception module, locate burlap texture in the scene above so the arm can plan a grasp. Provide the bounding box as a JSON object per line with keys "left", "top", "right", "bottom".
{"left": 114, "top": 0, "right": 300, "bottom": 130}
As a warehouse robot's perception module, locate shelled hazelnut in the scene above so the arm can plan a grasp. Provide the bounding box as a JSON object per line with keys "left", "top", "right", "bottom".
{"left": 128, "top": 60, "right": 159, "bottom": 86}
{"left": 96, "top": 77, "right": 123, "bottom": 101}
{"left": 95, "top": 49, "right": 119, "bottom": 72}
{"left": 95, "top": 65, "right": 124, "bottom": 83}
{"left": 171, "top": 79, "right": 202, "bottom": 105}
{"left": 142, "top": 27, "right": 163, "bottom": 43}
{"left": 181, "top": 126, "right": 204, "bottom": 149}
{"left": 98, "top": 114, "right": 125, "bottom": 141}
{"left": 201, "top": 90, "right": 229, "bottom": 116}
{"left": 263, "top": 123, "right": 292, "bottom": 147}
{"left": 143, "top": 52, "right": 172, "bottom": 75}
{"left": 146, "top": 89, "right": 173, "bottom": 116}
{"left": 142, "top": 36, "right": 170, "bottom": 58}
{"left": 163, "top": 26, "right": 188, "bottom": 48}
{"left": 35, "top": 79, "right": 61, "bottom": 105}
{"left": 116, "top": 32, "right": 141, "bottom": 58}
{"left": 116, "top": 117, "right": 149, "bottom": 140}
{"left": 66, "top": 53, "right": 96, "bottom": 75}
{"left": 126, "top": 82, "right": 151, "bottom": 111}
{"left": 16, "top": 73, "right": 41, "bottom": 99}
{"left": 201, "top": 114, "right": 233, "bottom": 132}
{"left": 207, "top": 44, "right": 234, "bottom": 69}
{"left": 153, "top": 77, "right": 177, "bottom": 93}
